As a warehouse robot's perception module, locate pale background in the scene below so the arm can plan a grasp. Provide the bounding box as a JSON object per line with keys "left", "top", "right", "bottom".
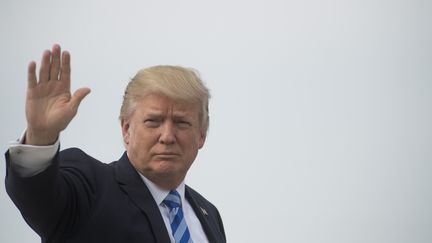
{"left": 1, "top": 0, "right": 431, "bottom": 242}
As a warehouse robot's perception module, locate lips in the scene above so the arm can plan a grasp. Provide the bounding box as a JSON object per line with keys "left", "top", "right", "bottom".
{"left": 155, "top": 152, "right": 179, "bottom": 156}
{"left": 153, "top": 152, "right": 180, "bottom": 160}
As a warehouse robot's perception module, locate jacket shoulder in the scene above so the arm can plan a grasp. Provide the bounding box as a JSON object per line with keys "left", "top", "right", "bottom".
{"left": 58, "top": 148, "right": 108, "bottom": 169}
{"left": 60, "top": 147, "right": 98, "bottom": 161}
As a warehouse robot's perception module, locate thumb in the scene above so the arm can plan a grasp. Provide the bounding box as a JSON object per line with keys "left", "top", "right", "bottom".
{"left": 70, "top": 87, "right": 91, "bottom": 111}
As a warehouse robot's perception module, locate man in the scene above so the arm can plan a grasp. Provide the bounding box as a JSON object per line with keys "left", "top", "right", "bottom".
{"left": 5, "top": 44, "right": 226, "bottom": 243}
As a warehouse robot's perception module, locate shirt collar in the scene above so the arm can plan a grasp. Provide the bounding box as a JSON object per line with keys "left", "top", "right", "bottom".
{"left": 137, "top": 171, "right": 186, "bottom": 206}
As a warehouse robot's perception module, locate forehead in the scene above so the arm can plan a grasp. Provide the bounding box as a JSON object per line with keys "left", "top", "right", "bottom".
{"left": 135, "top": 94, "right": 200, "bottom": 116}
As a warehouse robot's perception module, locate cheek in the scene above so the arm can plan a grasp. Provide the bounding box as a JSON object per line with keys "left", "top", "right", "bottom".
{"left": 130, "top": 129, "right": 158, "bottom": 151}
{"left": 126, "top": 129, "right": 144, "bottom": 153}
{"left": 182, "top": 135, "right": 202, "bottom": 154}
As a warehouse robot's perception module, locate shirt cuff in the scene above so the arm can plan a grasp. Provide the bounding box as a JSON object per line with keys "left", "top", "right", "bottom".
{"left": 8, "top": 131, "right": 59, "bottom": 177}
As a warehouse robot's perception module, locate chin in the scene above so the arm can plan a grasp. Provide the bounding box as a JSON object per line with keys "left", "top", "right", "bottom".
{"left": 152, "top": 161, "right": 181, "bottom": 175}
{"left": 142, "top": 162, "right": 189, "bottom": 189}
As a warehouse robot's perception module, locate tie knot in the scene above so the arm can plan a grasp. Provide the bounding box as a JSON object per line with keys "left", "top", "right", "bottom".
{"left": 163, "top": 190, "right": 182, "bottom": 210}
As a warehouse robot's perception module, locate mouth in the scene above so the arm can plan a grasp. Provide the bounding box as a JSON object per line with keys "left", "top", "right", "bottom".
{"left": 153, "top": 153, "right": 180, "bottom": 160}
{"left": 156, "top": 152, "right": 179, "bottom": 156}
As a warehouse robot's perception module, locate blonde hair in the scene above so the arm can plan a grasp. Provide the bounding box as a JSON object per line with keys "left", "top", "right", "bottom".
{"left": 119, "top": 65, "right": 210, "bottom": 132}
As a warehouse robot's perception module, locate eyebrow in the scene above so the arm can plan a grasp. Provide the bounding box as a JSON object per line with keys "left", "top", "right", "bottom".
{"left": 144, "top": 110, "right": 191, "bottom": 119}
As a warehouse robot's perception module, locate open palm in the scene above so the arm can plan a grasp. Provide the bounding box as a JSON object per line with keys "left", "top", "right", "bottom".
{"left": 25, "top": 45, "right": 90, "bottom": 145}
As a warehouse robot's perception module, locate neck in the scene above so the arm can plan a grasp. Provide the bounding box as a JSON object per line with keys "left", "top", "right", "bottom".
{"left": 142, "top": 172, "right": 185, "bottom": 190}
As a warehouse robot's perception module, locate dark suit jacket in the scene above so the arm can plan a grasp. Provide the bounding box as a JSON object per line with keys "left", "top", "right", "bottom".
{"left": 5, "top": 148, "right": 226, "bottom": 243}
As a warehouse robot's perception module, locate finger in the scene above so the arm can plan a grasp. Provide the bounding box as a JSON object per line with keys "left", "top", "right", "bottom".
{"left": 59, "top": 51, "right": 71, "bottom": 85}
{"left": 70, "top": 88, "right": 91, "bottom": 111}
{"left": 27, "top": 61, "right": 37, "bottom": 89}
{"left": 39, "top": 50, "right": 51, "bottom": 83}
{"left": 49, "top": 44, "right": 61, "bottom": 81}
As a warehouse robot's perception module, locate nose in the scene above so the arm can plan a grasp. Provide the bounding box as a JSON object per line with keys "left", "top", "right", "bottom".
{"left": 159, "top": 121, "right": 176, "bottom": 145}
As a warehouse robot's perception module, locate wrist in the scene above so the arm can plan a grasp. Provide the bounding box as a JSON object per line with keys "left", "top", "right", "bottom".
{"left": 25, "top": 128, "right": 58, "bottom": 146}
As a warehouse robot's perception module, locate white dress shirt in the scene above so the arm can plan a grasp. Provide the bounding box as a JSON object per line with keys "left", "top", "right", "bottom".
{"left": 8, "top": 134, "right": 209, "bottom": 243}
{"left": 139, "top": 173, "right": 209, "bottom": 243}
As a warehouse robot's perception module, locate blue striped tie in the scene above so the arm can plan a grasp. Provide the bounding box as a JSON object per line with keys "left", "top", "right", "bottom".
{"left": 163, "top": 190, "right": 193, "bottom": 243}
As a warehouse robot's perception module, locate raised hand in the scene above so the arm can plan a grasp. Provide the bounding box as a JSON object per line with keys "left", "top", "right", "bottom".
{"left": 25, "top": 44, "right": 91, "bottom": 145}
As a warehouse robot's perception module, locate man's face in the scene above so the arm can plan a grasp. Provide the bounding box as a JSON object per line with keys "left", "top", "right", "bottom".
{"left": 121, "top": 94, "right": 206, "bottom": 189}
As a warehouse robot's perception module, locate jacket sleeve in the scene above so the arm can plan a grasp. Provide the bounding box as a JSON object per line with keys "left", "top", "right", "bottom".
{"left": 5, "top": 148, "right": 99, "bottom": 242}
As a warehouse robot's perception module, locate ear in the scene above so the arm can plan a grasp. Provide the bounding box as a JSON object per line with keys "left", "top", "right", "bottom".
{"left": 121, "top": 119, "right": 130, "bottom": 145}
{"left": 198, "top": 130, "right": 207, "bottom": 149}
{"left": 198, "top": 117, "right": 209, "bottom": 149}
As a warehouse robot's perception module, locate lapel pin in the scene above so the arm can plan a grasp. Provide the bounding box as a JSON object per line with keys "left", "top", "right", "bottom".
{"left": 200, "top": 207, "right": 208, "bottom": 216}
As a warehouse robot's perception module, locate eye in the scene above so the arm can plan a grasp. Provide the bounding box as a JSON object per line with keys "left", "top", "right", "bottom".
{"left": 176, "top": 120, "right": 191, "bottom": 129}
{"left": 144, "top": 119, "right": 161, "bottom": 127}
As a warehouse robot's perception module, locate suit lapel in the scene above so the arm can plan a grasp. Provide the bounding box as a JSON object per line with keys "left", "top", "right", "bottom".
{"left": 185, "top": 187, "right": 219, "bottom": 243}
{"left": 113, "top": 152, "right": 171, "bottom": 243}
